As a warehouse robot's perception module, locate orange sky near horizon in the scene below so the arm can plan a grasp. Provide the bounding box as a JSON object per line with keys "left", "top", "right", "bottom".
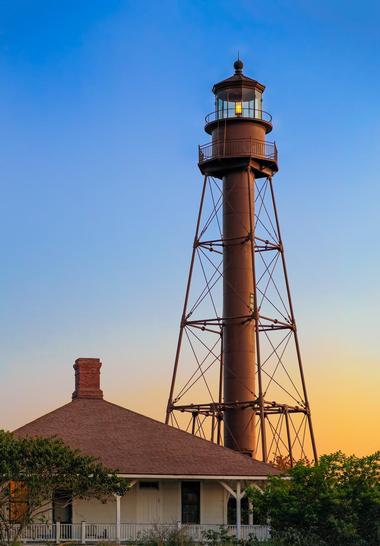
{"left": 3, "top": 339, "right": 378, "bottom": 458}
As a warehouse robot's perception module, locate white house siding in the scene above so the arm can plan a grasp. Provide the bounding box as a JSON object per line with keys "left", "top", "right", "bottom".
{"left": 136, "top": 486, "right": 161, "bottom": 523}
{"left": 73, "top": 497, "right": 116, "bottom": 523}
{"left": 161, "top": 480, "right": 180, "bottom": 523}
{"left": 121, "top": 486, "right": 137, "bottom": 523}
{"left": 71, "top": 480, "right": 226, "bottom": 525}
{"left": 201, "top": 481, "right": 225, "bottom": 524}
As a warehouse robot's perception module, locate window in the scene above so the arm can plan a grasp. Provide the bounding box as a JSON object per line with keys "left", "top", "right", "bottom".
{"left": 139, "top": 481, "right": 160, "bottom": 489}
{"left": 181, "top": 481, "right": 200, "bottom": 524}
{"left": 216, "top": 89, "right": 258, "bottom": 120}
{"left": 53, "top": 490, "right": 72, "bottom": 524}
{"left": 9, "top": 482, "right": 28, "bottom": 523}
{"left": 255, "top": 89, "right": 263, "bottom": 118}
{"left": 217, "top": 98, "right": 224, "bottom": 119}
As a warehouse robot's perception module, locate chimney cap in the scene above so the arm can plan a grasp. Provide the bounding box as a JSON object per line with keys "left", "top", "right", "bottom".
{"left": 74, "top": 357, "right": 102, "bottom": 366}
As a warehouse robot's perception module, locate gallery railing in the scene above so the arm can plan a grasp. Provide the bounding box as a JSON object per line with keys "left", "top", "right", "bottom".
{"left": 199, "top": 138, "right": 278, "bottom": 164}
{"left": 205, "top": 109, "right": 273, "bottom": 124}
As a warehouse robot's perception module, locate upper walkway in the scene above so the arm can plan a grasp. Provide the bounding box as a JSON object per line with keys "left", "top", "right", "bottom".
{"left": 198, "top": 138, "right": 278, "bottom": 165}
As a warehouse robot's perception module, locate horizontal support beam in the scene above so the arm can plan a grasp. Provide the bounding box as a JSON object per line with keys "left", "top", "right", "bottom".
{"left": 170, "top": 401, "right": 307, "bottom": 415}
{"left": 185, "top": 317, "right": 293, "bottom": 330}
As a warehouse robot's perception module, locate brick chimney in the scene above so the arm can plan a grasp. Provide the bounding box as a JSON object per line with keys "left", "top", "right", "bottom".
{"left": 72, "top": 358, "right": 103, "bottom": 400}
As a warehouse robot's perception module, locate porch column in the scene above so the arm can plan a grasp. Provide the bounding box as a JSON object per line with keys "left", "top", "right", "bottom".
{"left": 115, "top": 495, "right": 121, "bottom": 543}
{"left": 219, "top": 481, "right": 245, "bottom": 540}
{"left": 248, "top": 499, "right": 253, "bottom": 525}
{"left": 236, "top": 481, "right": 241, "bottom": 540}
{"left": 56, "top": 521, "right": 60, "bottom": 544}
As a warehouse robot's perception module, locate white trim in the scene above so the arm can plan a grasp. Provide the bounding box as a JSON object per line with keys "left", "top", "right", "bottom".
{"left": 236, "top": 482, "right": 241, "bottom": 540}
{"left": 222, "top": 487, "right": 228, "bottom": 525}
{"left": 9, "top": 522, "right": 272, "bottom": 543}
{"left": 250, "top": 483, "right": 265, "bottom": 494}
{"left": 219, "top": 479, "right": 248, "bottom": 531}
{"left": 115, "top": 495, "right": 121, "bottom": 543}
{"left": 219, "top": 481, "right": 237, "bottom": 499}
{"left": 117, "top": 473, "right": 272, "bottom": 480}
{"left": 200, "top": 480, "right": 204, "bottom": 525}
{"left": 177, "top": 481, "right": 181, "bottom": 524}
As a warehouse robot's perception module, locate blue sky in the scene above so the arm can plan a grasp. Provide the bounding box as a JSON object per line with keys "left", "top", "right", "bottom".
{"left": 0, "top": 0, "right": 379, "bottom": 454}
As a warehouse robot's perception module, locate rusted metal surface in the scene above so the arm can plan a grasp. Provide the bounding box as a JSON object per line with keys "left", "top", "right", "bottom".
{"left": 222, "top": 169, "right": 256, "bottom": 455}
{"left": 166, "top": 60, "right": 318, "bottom": 465}
{"left": 199, "top": 138, "right": 277, "bottom": 164}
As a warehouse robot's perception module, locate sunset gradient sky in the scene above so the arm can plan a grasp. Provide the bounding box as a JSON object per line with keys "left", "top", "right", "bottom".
{"left": 0, "top": 0, "right": 379, "bottom": 456}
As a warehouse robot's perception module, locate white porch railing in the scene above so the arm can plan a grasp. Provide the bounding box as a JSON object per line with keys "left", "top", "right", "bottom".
{"left": 1, "top": 522, "right": 271, "bottom": 543}
{"left": 121, "top": 523, "right": 270, "bottom": 542}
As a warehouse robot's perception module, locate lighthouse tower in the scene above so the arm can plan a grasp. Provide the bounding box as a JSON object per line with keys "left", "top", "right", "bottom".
{"left": 166, "top": 60, "right": 317, "bottom": 464}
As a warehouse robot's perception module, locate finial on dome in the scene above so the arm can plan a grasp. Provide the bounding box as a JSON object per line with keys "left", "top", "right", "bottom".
{"left": 234, "top": 55, "right": 244, "bottom": 74}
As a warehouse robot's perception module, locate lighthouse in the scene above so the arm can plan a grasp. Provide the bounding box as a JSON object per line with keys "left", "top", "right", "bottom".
{"left": 166, "top": 60, "right": 317, "bottom": 464}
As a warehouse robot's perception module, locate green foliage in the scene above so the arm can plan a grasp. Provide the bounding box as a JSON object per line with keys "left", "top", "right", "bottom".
{"left": 246, "top": 451, "right": 380, "bottom": 546}
{"left": 136, "top": 526, "right": 265, "bottom": 546}
{"left": 136, "top": 525, "right": 193, "bottom": 546}
{"left": 0, "top": 430, "right": 129, "bottom": 545}
{"left": 202, "top": 526, "right": 234, "bottom": 544}
{"left": 201, "top": 527, "right": 265, "bottom": 545}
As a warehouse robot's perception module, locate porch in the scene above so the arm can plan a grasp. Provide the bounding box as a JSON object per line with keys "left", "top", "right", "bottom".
{"left": 5, "top": 522, "right": 271, "bottom": 543}
{"left": 69, "top": 478, "right": 267, "bottom": 540}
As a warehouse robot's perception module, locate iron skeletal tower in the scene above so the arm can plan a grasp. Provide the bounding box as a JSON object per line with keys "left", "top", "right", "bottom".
{"left": 166, "top": 60, "right": 318, "bottom": 464}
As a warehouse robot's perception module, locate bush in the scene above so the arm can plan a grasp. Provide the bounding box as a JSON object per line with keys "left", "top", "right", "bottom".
{"left": 201, "top": 527, "right": 265, "bottom": 545}
{"left": 246, "top": 452, "right": 380, "bottom": 546}
{"left": 202, "top": 526, "right": 233, "bottom": 544}
{"left": 135, "top": 525, "right": 194, "bottom": 546}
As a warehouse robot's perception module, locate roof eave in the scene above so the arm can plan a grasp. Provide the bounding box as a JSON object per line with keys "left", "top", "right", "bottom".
{"left": 117, "top": 473, "right": 283, "bottom": 480}
{"left": 212, "top": 77, "right": 266, "bottom": 95}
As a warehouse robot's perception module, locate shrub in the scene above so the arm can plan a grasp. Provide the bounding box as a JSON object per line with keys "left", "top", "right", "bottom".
{"left": 135, "top": 524, "right": 193, "bottom": 546}
{"left": 246, "top": 451, "right": 380, "bottom": 546}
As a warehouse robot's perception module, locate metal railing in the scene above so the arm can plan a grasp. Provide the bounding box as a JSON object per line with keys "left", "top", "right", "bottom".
{"left": 1, "top": 522, "right": 271, "bottom": 543}
{"left": 205, "top": 108, "right": 272, "bottom": 124}
{"left": 198, "top": 138, "right": 278, "bottom": 164}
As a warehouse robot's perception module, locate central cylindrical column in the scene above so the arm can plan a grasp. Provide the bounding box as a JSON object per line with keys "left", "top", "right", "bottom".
{"left": 223, "top": 168, "right": 256, "bottom": 456}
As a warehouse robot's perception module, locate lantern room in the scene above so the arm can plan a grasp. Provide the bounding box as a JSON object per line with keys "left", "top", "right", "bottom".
{"left": 204, "top": 59, "right": 272, "bottom": 140}
{"left": 214, "top": 59, "right": 264, "bottom": 120}
{"left": 199, "top": 59, "right": 278, "bottom": 179}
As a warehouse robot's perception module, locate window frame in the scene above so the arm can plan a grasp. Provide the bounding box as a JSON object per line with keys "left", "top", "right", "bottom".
{"left": 52, "top": 489, "right": 73, "bottom": 524}
{"left": 181, "top": 481, "right": 201, "bottom": 524}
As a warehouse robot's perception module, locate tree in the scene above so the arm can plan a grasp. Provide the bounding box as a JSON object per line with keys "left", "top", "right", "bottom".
{"left": 0, "top": 430, "right": 129, "bottom": 545}
{"left": 246, "top": 452, "right": 380, "bottom": 546}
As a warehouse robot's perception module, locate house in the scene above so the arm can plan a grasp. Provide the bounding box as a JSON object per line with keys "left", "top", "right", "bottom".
{"left": 14, "top": 358, "right": 279, "bottom": 542}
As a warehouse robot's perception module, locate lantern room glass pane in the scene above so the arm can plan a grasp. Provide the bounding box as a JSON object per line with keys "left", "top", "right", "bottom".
{"left": 255, "top": 89, "right": 263, "bottom": 118}
{"left": 215, "top": 88, "right": 262, "bottom": 120}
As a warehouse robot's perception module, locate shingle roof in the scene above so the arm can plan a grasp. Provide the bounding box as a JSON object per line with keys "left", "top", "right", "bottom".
{"left": 212, "top": 70, "right": 265, "bottom": 94}
{"left": 14, "top": 398, "right": 280, "bottom": 478}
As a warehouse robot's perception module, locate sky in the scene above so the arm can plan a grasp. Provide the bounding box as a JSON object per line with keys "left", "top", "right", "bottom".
{"left": 0, "top": 0, "right": 379, "bottom": 456}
